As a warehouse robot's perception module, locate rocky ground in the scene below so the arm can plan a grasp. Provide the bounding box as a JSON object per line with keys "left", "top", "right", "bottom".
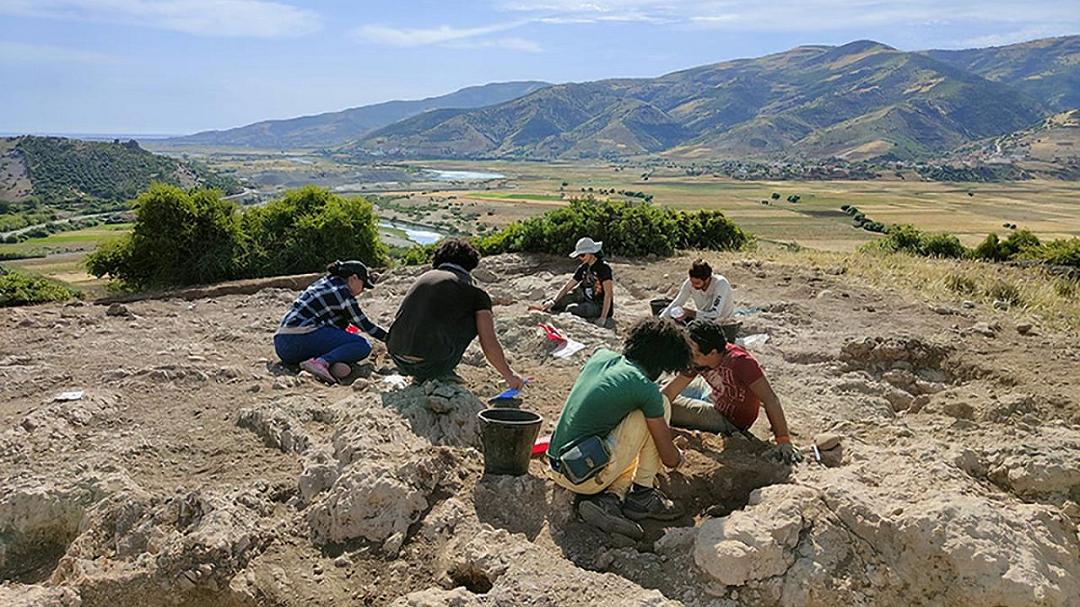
{"left": 0, "top": 252, "right": 1077, "bottom": 606}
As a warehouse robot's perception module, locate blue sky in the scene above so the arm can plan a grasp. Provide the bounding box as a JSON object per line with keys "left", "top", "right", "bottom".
{"left": 1, "top": 0, "right": 1077, "bottom": 135}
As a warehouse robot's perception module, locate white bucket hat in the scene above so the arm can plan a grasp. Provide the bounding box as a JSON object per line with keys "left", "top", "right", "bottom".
{"left": 569, "top": 237, "right": 603, "bottom": 258}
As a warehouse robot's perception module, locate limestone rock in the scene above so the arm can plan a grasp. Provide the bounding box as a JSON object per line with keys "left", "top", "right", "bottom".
{"left": 694, "top": 485, "right": 814, "bottom": 586}
{"left": 941, "top": 401, "right": 976, "bottom": 420}
{"left": 814, "top": 433, "right": 842, "bottom": 452}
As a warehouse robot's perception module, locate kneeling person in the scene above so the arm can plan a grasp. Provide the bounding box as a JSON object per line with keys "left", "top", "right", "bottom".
{"left": 547, "top": 317, "right": 690, "bottom": 539}
{"left": 662, "top": 320, "right": 802, "bottom": 464}
{"left": 274, "top": 260, "right": 384, "bottom": 384}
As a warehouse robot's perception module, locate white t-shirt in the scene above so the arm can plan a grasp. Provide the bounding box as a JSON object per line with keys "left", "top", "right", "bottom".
{"left": 661, "top": 275, "right": 734, "bottom": 321}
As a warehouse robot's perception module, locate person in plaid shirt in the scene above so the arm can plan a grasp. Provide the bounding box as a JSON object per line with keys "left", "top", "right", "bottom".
{"left": 274, "top": 260, "right": 385, "bottom": 384}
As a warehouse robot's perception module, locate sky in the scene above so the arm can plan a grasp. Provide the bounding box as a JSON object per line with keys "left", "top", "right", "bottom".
{"left": 1, "top": 0, "right": 1078, "bottom": 135}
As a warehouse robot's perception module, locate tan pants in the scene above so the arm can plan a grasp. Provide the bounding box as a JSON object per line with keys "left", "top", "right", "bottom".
{"left": 549, "top": 396, "right": 671, "bottom": 499}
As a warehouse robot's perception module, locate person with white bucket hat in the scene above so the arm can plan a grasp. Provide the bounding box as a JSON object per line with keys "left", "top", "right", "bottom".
{"left": 539, "top": 237, "right": 616, "bottom": 329}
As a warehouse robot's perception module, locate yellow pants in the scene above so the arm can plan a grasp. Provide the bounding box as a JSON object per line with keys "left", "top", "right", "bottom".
{"left": 549, "top": 396, "right": 671, "bottom": 499}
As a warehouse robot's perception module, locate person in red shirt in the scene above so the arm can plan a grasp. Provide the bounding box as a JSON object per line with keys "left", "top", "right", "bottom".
{"left": 662, "top": 320, "right": 802, "bottom": 464}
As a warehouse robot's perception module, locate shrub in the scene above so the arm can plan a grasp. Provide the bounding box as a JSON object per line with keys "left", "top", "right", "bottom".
{"left": 672, "top": 209, "right": 750, "bottom": 252}
{"left": 395, "top": 243, "right": 437, "bottom": 266}
{"left": 920, "top": 233, "right": 967, "bottom": 259}
{"left": 874, "top": 224, "right": 926, "bottom": 255}
{"left": 475, "top": 197, "right": 748, "bottom": 258}
{"left": 1038, "top": 238, "right": 1080, "bottom": 267}
{"left": 973, "top": 233, "right": 1007, "bottom": 262}
{"left": 241, "top": 186, "right": 387, "bottom": 278}
{"left": 86, "top": 184, "right": 244, "bottom": 289}
{"left": 87, "top": 185, "right": 388, "bottom": 290}
{"left": 1000, "top": 230, "right": 1041, "bottom": 259}
{"left": 0, "top": 268, "right": 79, "bottom": 306}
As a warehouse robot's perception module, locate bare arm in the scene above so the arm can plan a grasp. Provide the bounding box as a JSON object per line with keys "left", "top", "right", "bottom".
{"left": 749, "top": 376, "right": 791, "bottom": 442}
{"left": 661, "top": 373, "right": 695, "bottom": 402}
{"left": 598, "top": 279, "right": 614, "bottom": 321}
{"left": 545, "top": 277, "right": 579, "bottom": 309}
{"left": 661, "top": 279, "right": 691, "bottom": 318}
{"left": 645, "top": 415, "right": 682, "bottom": 468}
{"left": 476, "top": 310, "right": 525, "bottom": 388}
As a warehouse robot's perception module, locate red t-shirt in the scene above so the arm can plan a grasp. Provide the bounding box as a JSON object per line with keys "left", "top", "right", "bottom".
{"left": 700, "top": 344, "right": 765, "bottom": 430}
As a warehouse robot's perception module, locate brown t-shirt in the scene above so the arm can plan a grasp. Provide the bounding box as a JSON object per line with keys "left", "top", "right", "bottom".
{"left": 387, "top": 265, "right": 493, "bottom": 362}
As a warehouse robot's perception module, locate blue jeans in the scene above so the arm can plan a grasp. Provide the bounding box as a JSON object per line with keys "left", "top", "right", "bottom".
{"left": 274, "top": 327, "right": 372, "bottom": 365}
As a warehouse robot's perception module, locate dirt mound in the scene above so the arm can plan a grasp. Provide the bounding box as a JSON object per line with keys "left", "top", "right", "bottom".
{"left": 1, "top": 253, "right": 1077, "bottom": 606}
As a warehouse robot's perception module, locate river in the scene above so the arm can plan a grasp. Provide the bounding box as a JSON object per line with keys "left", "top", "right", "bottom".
{"left": 379, "top": 220, "right": 442, "bottom": 245}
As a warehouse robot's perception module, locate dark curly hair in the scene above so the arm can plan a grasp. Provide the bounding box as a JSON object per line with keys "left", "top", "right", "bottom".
{"left": 432, "top": 238, "right": 481, "bottom": 271}
{"left": 686, "top": 319, "right": 728, "bottom": 356}
{"left": 623, "top": 317, "right": 691, "bottom": 380}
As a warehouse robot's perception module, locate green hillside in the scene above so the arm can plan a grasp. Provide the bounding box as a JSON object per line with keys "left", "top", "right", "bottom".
{"left": 0, "top": 136, "right": 242, "bottom": 210}
{"left": 350, "top": 40, "right": 1047, "bottom": 162}
{"left": 925, "top": 36, "right": 1080, "bottom": 112}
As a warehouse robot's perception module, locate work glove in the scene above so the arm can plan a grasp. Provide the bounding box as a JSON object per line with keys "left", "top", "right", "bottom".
{"left": 773, "top": 443, "right": 803, "bottom": 465}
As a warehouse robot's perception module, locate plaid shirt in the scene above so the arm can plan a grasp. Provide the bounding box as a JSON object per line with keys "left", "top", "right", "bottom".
{"left": 278, "top": 276, "right": 386, "bottom": 340}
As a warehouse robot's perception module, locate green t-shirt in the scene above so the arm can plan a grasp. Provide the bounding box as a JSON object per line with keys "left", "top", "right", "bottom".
{"left": 548, "top": 348, "right": 665, "bottom": 457}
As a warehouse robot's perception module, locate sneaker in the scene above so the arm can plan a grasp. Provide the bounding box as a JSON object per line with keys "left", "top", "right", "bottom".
{"left": 623, "top": 487, "right": 682, "bottom": 521}
{"left": 577, "top": 493, "right": 644, "bottom": 539}
{"left": 300, "top": 358, "right": 336, "bottom": 384}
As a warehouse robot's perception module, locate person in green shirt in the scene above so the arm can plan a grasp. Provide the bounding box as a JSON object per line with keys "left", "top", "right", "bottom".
{"left": 547, "top": 317, "right": 691, "bottom": 540}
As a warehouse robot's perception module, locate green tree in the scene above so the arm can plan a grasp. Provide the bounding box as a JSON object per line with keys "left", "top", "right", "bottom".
{"left": 85, "top": 183, "right": 244, "bottom": 288}
{"left": 241, "top": 186, "right": 387, "bottom": 278}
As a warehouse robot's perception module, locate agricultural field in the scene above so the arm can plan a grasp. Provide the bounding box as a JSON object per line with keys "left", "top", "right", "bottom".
{"left": 0, "top": 224, "right": 132, "bottom": 297}
{"left": 148, "top": 151, "right": 1080, "bottom": 251}
{"left": 13, "top": 151, "right": 1078, "bottom": 298}
{"left": 417, "top": 160, "right": 1080, "bottom": 251}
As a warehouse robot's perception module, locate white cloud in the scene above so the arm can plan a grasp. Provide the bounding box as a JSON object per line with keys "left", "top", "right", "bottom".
{"left": 354, "top": 20, "right": 541, "bottom": 52}
{"left": 497, "top": 0, "right": 1080, "bottom": 34}
{"left": 956, "top": 26, "right": 1079, "bottom": 49}
{"left": 446, "top": 37, "right": 543, "bottom": 52}
{"left": 0, "top": 0, "right": 322, "bottom": 38}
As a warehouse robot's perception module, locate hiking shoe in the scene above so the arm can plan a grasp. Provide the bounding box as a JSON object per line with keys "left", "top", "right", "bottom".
{"left": 577, "top": 493, "right": 644, "bottom": 540}
{"left": 623, "top": 487, "right": 682, "bottom": 521}
{"left": 300, "top": 358, "right": 336, "bottom": 384}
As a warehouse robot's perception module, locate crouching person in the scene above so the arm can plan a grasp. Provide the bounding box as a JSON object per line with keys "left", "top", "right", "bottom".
{"left": 662, "top": 320, "right": 802, "bottom": 464}
{"left": 274, "top": 260, "right": 384, "bottom": 384}
{"left": 387, "top": 238, "right": 525, "bottom": 389}
{"left": 547, "top": 317, "right": 690, "bottom": 540}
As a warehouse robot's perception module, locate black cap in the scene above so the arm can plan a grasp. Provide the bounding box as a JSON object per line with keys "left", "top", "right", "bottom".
{"left": 333, "top": 260, "right": 376, "bottom": 289}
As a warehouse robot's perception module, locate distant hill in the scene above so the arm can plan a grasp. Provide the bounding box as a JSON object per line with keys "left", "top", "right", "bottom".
{"left": 950, "top": 109, "right": 1080, "bottom": 178}
{"left": 0, "top": 136, "right": 242, "bottom": 207}
{"left": 350, "top": 40, "right": 1048, "bottom": 161}
{"left": 162, "top": 81, "right": 550, "bottom": 149}
{"left": 924, "top": 36, "right": 1080, "bottom": 112}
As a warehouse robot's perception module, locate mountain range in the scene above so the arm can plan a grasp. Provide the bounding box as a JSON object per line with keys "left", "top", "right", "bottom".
{"left": 162, "top": 81, "right": 549, "bottom": 149}
{"left": 165, "top": 36, "right": 1079, "bottom": 163}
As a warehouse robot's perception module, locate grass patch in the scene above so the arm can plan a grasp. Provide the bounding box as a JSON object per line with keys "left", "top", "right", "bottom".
{"left": 758, "top": 247, "right": 1080, "bottom": 332}
{"left": 0, "top": 223, "right": 133, "bottom": 256}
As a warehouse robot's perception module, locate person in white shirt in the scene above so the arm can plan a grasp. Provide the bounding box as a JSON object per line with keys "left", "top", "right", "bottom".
{"left": 660, "top": 259, "right": 734, "bottom": 323}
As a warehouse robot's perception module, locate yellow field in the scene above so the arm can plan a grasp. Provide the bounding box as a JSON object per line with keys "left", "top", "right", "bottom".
{"left": 417, "top": 160, "right": 1080, "bottom": 251}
